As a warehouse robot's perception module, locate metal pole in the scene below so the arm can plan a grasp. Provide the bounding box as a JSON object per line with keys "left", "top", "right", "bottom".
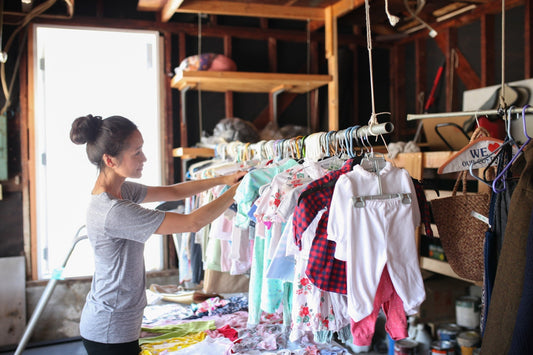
{"left": 407, "top": 106, "right": 533, "bottom": 121}
{"left": 336, "top": 122, "right": 395, "bottom": 138}
{"left": 15, "top": 227, "right": 88, "bottom": 355}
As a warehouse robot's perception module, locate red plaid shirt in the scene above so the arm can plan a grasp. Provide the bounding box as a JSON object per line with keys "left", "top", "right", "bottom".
{"left": 293, "top": 158, "right": 358, "bottom": 294}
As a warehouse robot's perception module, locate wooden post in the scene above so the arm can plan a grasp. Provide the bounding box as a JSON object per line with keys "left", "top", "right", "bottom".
{"left": 481, "top": 14, "right": 495, "bottom": 86}
{"left": 415, "top": 38, "right": 427, "bottom": 114}
{"left": 325, "top": 5, "right": 338, "bottom": 131}
{"left": 224, "top": 35, "right": 234, "bottom": 118}
{"left": 525, "top": 0, "right": 533, "bottom": 78}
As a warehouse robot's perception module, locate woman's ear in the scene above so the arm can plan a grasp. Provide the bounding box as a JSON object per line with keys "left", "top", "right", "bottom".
{"left": 102, "top": 154, "right": 117, "bottom": 168}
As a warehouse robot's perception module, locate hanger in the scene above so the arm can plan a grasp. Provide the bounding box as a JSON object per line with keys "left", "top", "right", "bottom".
{"left": 323, "top": 130, "right": 334, "bottom": 157}
{"left": 346, "top": 126, "right": 361, "bottom": 158}
{"left": 342, "top": 128, "right": 354, "bottom": 158}
{"left": 353, "top": 154, "right": 412, "bottom": 208}
{"left": 438, "top": 124, "right": 504, "bottom": 174}
{"left": 492, "top": 105, "right": 531, "bottom": 193}
{"left": 467, "top": 107, "right": 516, "bottom": 186}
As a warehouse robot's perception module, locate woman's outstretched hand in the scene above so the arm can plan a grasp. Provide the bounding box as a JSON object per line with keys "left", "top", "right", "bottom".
{"left": 223, "top": 170, "right": 247, "bottom": 185}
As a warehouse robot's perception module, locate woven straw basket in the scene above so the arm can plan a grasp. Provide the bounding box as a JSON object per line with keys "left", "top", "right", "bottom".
{"left": 431, "top": 171, "right": 490, "bottom": 281}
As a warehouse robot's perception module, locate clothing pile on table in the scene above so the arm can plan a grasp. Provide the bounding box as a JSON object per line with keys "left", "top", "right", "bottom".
{"left": 140, "top": 292, "right": 350, "bottom": 354}
{"left": 165, "top": 144, "right": 433, "bottom": 354}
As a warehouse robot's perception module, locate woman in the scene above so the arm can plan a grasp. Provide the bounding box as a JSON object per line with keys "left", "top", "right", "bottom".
{"left": 70, "top": 114, "right": 246, "bottom": 355}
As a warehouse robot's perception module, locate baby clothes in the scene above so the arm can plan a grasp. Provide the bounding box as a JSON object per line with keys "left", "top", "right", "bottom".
{"left": 290, "top": 209, "right": 351, "bottom": 343}
{"left": 327, "top": 162, "right": 425, "bottom": 322}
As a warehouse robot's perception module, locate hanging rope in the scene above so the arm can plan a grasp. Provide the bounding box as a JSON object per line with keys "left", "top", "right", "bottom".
{"left": 363, "top": 0, "right": 391, "bottom": 139}
{"left": 364, "top": 0, "right": 377, "bottom": 127}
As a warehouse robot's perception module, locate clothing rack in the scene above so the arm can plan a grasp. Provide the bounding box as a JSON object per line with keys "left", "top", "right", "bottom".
{"left": 407, "top": 106, "right": 533, "bottom": 121}
{"left": 174, "top": 122, "right": 395, "bottom": 161}
{"left": 215, "top": 122, "right": 395, "bottom": 161}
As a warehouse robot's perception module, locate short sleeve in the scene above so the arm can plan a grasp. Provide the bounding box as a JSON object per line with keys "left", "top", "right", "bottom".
{"left": 106, "top": 201, "right": 165, "bottom": 243}
{"left": 121, "top": 181, "right": 148, "bottom": 203}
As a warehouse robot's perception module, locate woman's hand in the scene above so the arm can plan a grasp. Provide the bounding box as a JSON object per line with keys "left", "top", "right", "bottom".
{"left": 222, "top": 170, "right": 247, "bottom": 186}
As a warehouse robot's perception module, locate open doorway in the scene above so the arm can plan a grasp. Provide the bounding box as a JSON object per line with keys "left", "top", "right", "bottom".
{"left": 32, "top": 25, "right": 164, "bottom": 279}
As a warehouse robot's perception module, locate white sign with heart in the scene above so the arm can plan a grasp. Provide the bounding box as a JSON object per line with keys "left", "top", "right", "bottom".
{"left": 438, "top": 138, "right": 504, "bottom": 174}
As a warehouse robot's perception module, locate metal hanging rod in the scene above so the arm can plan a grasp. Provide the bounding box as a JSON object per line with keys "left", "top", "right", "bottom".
{"left": 407, "top": 106, "right": 533, "bottom": 121}
{"left": 337, "top": 122, "right": 395, "bottom": 137}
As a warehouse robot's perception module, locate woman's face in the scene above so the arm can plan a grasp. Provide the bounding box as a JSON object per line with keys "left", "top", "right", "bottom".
{"left": 114, "top": 129, "right": 147, "bottom": 179}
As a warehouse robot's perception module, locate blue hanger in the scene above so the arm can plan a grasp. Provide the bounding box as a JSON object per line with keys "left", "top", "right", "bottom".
{"left": 349, "top": 126, "right": 360, "bottom": 157}
{"left": 325, "top": 131, "right": 335, "bottom": 157}
{"left": 343, "top": 126, "right": 358, "bottom": 158}
{"left": 492, "top": 105, "right": 531, "bottom": 193}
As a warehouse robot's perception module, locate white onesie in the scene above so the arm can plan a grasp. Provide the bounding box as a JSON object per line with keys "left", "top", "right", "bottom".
{"left": 327, "top": 162, "right": 425, "bottom": 322}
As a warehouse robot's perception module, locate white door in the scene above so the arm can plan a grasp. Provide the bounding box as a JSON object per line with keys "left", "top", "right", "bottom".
{"left": 33, "top": 25, "right": 163, "bottom": 278}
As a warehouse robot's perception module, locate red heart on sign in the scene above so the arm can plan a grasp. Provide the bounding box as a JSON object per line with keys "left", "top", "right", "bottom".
{"left": 488, "top": 143, "right": 500, "bottom": 152}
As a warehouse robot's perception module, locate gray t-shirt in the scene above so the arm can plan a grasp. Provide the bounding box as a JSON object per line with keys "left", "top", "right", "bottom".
{"left": 80, "top": 181, "right": 165, "bottom": 343}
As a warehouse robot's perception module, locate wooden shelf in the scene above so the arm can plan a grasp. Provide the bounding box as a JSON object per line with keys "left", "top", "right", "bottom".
{"left": 420, "top": 257, "right": 481, "bottom": 285}
{"left": 171, "top": 70, "right": 332, "bottom": 94}
{"left": 172, "top": 147, "right": 215, "bottom": 159}
{"left": 387, "top": 151, "right": 456, "bottom": 180}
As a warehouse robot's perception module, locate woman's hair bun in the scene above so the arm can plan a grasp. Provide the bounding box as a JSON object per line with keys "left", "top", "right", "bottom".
{"left": 70, "top": 115, "right": 103, "bottom": 145}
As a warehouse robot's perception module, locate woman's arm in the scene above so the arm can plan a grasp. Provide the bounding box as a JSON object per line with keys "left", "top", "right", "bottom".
{"left": 154, "top": 183, "right": 239, "bottom": 235}
{"left": 143, "top": 170, "right": 246, "bottom": 203}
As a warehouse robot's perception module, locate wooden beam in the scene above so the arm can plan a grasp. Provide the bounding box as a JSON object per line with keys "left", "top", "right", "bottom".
{"left": 390, "top": 44, "right": 406, "bottom": 141}
{"left": 161, "top": 0, "right": 326, "bottom": 21}
{"left": 178, "top": 32, "right": 188, "bottom": 149}
{"left": 27, "top": 26, "right": 38, "bottom": 280}
{"left": 253, "top": 92, "right": 298, "bottom": 131}
{"left": 310, "top": 41, "right": 320, "bottom": 132}
{"left": 163, "top": 31, "right": 174, "bottom": 186}
{"left": 325, "top": 5, "right": 338, "bottom": 131}
{"left": 19, "top": 30, "right": 31, "bottom": 280}
{"left": 396, "top": 0, "right": 524, "bottom": 45}
{"left": 443, "top": 28, "right": 458, "bottom": 111}
{"left": 223, "top": 35, "right": 234, "bottom": 118}
{"left": 332, "top": 0, "right": 365, "bottom": 18}
{"left": 480, "top": 13, "right": 495, "bottom": 86}
{"left": 415, "top": 38, "right": 427, "bottom": 113}
{"left": 268, "top": 38, "right": 277, "bottom": 73}
{"left": 308, "top": 20, "right": 325, "bottom": 32}
{"left": 526, "top": 0, "right": 533, "bottom": 78}
{"left": 161, "top": 0, "right": 184, "bottom": 22}
{"left": 37, "top": 16, "right": 366, "bottom": 47}
{"left": 172, "top": 71, "right": 331, "bottom": 93}
{"left": 349, "top": 43, "right": 359, "bottom": 127}
{"left": 433, "top": 31, "right": 481, "bottom": 91}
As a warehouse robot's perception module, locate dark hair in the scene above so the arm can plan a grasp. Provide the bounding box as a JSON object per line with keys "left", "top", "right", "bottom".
{"left": 70, "top": 114, "right": 138, "bottom": 169}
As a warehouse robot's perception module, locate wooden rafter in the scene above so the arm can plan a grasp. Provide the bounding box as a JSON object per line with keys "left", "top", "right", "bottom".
{"left": 433, "top": 32, "right": 481, "bottom": 91}
{"left": 146, "top": 0, "right": 327, "bottom": 21}
{"left": 161, "top": 0, "right": 185, "bottom": 22}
